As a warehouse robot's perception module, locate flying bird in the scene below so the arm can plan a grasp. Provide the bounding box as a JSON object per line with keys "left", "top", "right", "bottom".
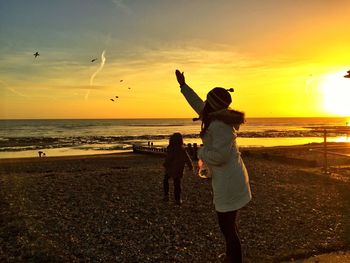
{"left": 34, "top": 52, "right": 39, "bottom": 58}
{"left": 91, "top": 58, "right": 97, "bottom": 62}
{"left": 128, "top": 87, "right": 131, "bottom": 90}
{"left": 120, "top": 80, "right": 123, "bottom": 82}
{"left": 115, "top": 96, "right": 119, "bottom": 98}
{"left": 110, "top": 98, "right": 114, "bottom": 102}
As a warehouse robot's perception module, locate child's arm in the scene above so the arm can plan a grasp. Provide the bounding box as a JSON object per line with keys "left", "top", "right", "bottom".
{"left": 184, "top": 150, "right": 194, "bottom": 174}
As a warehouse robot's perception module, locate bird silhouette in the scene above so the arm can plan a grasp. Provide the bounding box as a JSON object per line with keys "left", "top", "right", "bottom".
{"left": 120, "top": 80, "right": 123, "bottom": 82}
{"left": 115, "top": 96, "right": 119, "bottom": 98}
{"left": 91, "top": 58, "right": 97, "bottom": 62}
{"left": 110, "top": 99, "right": 114, "bottom": 102}
{"left": 34, "top": 52, "right": 39, "bottom": 58}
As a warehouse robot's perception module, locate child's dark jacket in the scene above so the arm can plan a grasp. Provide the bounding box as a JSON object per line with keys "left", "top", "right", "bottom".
{"left": 163, "top": 146, "right": 193, "bottom": 178}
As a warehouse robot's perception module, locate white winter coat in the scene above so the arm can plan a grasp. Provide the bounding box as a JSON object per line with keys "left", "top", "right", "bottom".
{"left": 181, "top": 84, "right": 251, "bottom": 212}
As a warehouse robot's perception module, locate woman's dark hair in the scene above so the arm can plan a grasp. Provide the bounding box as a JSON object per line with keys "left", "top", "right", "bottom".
{"left": 168, "top": 132, "right": 184, "bottom": 149}
{"left": 200, "top": 102, "right": 215, "bottom": 138}
{"left": 199, "top": 103, "right": 245, "bottom": 137}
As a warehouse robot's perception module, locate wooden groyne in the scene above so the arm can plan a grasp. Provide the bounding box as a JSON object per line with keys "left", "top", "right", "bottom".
{"left": 132, "top": 143, "right": 199, "bottom": 160}
{"left": 132, "top": 145, "right": 167, "bottom": 155}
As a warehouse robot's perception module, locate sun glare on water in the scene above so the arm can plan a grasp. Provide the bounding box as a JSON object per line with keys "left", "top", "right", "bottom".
{"left": 321, "top": 72, "right": 350, "bottom": 116}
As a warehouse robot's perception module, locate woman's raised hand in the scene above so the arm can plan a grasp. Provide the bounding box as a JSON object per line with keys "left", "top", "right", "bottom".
{"left": 175, "top": 69, "right": 185, "bottom": 86}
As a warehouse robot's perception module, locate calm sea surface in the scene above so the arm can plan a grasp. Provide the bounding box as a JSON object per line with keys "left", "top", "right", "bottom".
{"left": 0, "top": 117, "right": 349, "bottom": 158}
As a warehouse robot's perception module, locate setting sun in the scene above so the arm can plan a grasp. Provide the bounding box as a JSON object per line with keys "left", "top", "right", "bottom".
{"left": 321, "top": 72, "right": 350, "bottom": 116}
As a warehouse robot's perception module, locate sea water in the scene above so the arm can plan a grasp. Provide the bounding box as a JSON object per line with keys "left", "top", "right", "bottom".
{"left": 0, "top": 117, "right": 349, "bottom": 158}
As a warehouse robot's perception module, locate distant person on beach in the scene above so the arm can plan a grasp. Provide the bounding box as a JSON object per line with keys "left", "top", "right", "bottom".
{"left": 175, "top": 70, "right": 251, "bottom": 263}
{"left": 163, "top": 133, "right": 193, "bottom": 205}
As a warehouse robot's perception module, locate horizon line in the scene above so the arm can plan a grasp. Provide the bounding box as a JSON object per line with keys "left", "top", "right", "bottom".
{"left": 0, "top": 116, "right": 349, "bottom": 121}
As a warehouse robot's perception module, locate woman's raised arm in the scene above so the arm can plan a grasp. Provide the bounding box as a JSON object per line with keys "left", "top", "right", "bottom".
{"left": 175, "top": 69, "right": 205, "bottom": 115}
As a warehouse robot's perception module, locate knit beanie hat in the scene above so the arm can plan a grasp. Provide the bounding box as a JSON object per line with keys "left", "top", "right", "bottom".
{"left": 206, "top": 87, "right": 232, "bottom": 111}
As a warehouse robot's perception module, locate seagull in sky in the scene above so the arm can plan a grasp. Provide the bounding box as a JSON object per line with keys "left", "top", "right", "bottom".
{"left": 110, "top": 98, "right": 114, "bottom": 102}
{"left": 91, "top": 58, "right": 97, "bottom": 62}
{"left": 115, "top": 96, "right": 119, "bottom": 98}
{"left": 34, "top": 52, "right": 40, "bottom": 58}
{"left": 120, "top": 80, "right": 123, "bottom": 82}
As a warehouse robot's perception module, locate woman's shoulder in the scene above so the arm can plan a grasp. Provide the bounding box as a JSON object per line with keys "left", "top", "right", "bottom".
{"left": 210, "top": 119, "right": 233, "bottom": 130}
{"left": 208, "top": 120, "right": 236, "bottom": 137}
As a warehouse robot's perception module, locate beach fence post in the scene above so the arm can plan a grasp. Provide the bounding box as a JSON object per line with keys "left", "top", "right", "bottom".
{"left": 323, "top": 129, "right": 328, "bottom": 174}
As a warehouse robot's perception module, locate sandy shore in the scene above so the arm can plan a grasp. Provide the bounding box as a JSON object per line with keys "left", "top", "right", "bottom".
{"left": 1, "top": 148, "right": 349, "bottom": 262}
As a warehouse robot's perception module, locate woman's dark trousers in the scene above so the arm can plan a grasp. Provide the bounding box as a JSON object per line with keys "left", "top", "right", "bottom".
{"left": 217, "top": 210, "right": 242, "bottom": 263}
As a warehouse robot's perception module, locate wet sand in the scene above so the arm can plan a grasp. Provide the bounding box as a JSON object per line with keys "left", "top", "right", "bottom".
{"left": 1, "top": 148, "right": 349, "bottom": 262}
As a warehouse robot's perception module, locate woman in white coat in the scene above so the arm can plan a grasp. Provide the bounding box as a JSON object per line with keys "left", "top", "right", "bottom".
{"left": 175, "top": 70, "right": 251, "bottom": 263}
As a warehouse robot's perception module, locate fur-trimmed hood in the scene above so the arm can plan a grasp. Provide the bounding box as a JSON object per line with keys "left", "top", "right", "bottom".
{"left": 209, "top": 108, "right": 245, "bottom": 126}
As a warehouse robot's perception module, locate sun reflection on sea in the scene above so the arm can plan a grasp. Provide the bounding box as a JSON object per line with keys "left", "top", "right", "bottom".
{"left": 333, "top": 136, "right": 350, "bottom": 143}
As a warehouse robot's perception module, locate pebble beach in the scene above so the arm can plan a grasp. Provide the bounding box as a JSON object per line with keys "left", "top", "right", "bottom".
{"left": 1, "top": 147, "right": 349, "bottom": 262}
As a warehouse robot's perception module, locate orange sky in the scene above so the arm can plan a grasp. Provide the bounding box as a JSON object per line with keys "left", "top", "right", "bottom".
{"left": 1, "top": 0, "right": 350, "bottom": 119}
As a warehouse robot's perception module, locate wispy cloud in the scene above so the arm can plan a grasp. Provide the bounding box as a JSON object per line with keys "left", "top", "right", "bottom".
{"left": 6, "top": 87, "right": 29, "bottom": 97}
{"left": 1, "top": 80, "right": 30, "bottom": 98}
{"left": 111, "top": 0, "right": 133, "bottom": 15}
{"left": 100, "top": 44, "right": 263, "bottom": 77}
{"left": 86, "top": 50, "right": 106, "bottom": 100}
{"left": 61, "top": 84, "right": 107, "bottom": 90}
{"left": 90, "top": 50, "right": 106, "bottom": 86}
{"left": 84, "top": 89, "right": 90, "bottom": 101}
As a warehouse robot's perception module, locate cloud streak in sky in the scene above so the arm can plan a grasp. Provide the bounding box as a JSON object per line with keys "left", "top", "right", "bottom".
{"left": 90, "top": 50, "right": 106, "bottom": 86}
{"left": 111, "top": 0, "right": 133, "bottom": 15}
{"left": 0, "top": 80, "right": 29, "bottom": 98}
{"left": 86, "top": 50, "right": 106, "bottom": 100}
{"left": 6, "top": 87, "right": 29, "bottom": 97}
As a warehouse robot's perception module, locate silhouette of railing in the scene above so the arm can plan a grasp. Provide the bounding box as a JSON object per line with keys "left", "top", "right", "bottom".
{"left": 307, "top": 126, "right": 350, "bottom": 173}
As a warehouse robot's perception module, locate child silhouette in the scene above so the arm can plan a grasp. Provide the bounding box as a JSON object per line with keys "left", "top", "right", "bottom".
{"left": 163, "top": 133, "right": 193, "bottom": 205}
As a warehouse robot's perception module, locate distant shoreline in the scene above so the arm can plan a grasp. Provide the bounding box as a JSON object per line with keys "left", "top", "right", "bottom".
{"left": 1, "top": 141, "right": 349, "bottom": 161}
{"left": 1, "top": 117, "right": 349, "bottom": 159}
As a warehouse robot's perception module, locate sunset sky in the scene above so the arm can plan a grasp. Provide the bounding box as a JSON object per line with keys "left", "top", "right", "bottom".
{"left": 1, "top": 0, "right": 350, "bottom": 119}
